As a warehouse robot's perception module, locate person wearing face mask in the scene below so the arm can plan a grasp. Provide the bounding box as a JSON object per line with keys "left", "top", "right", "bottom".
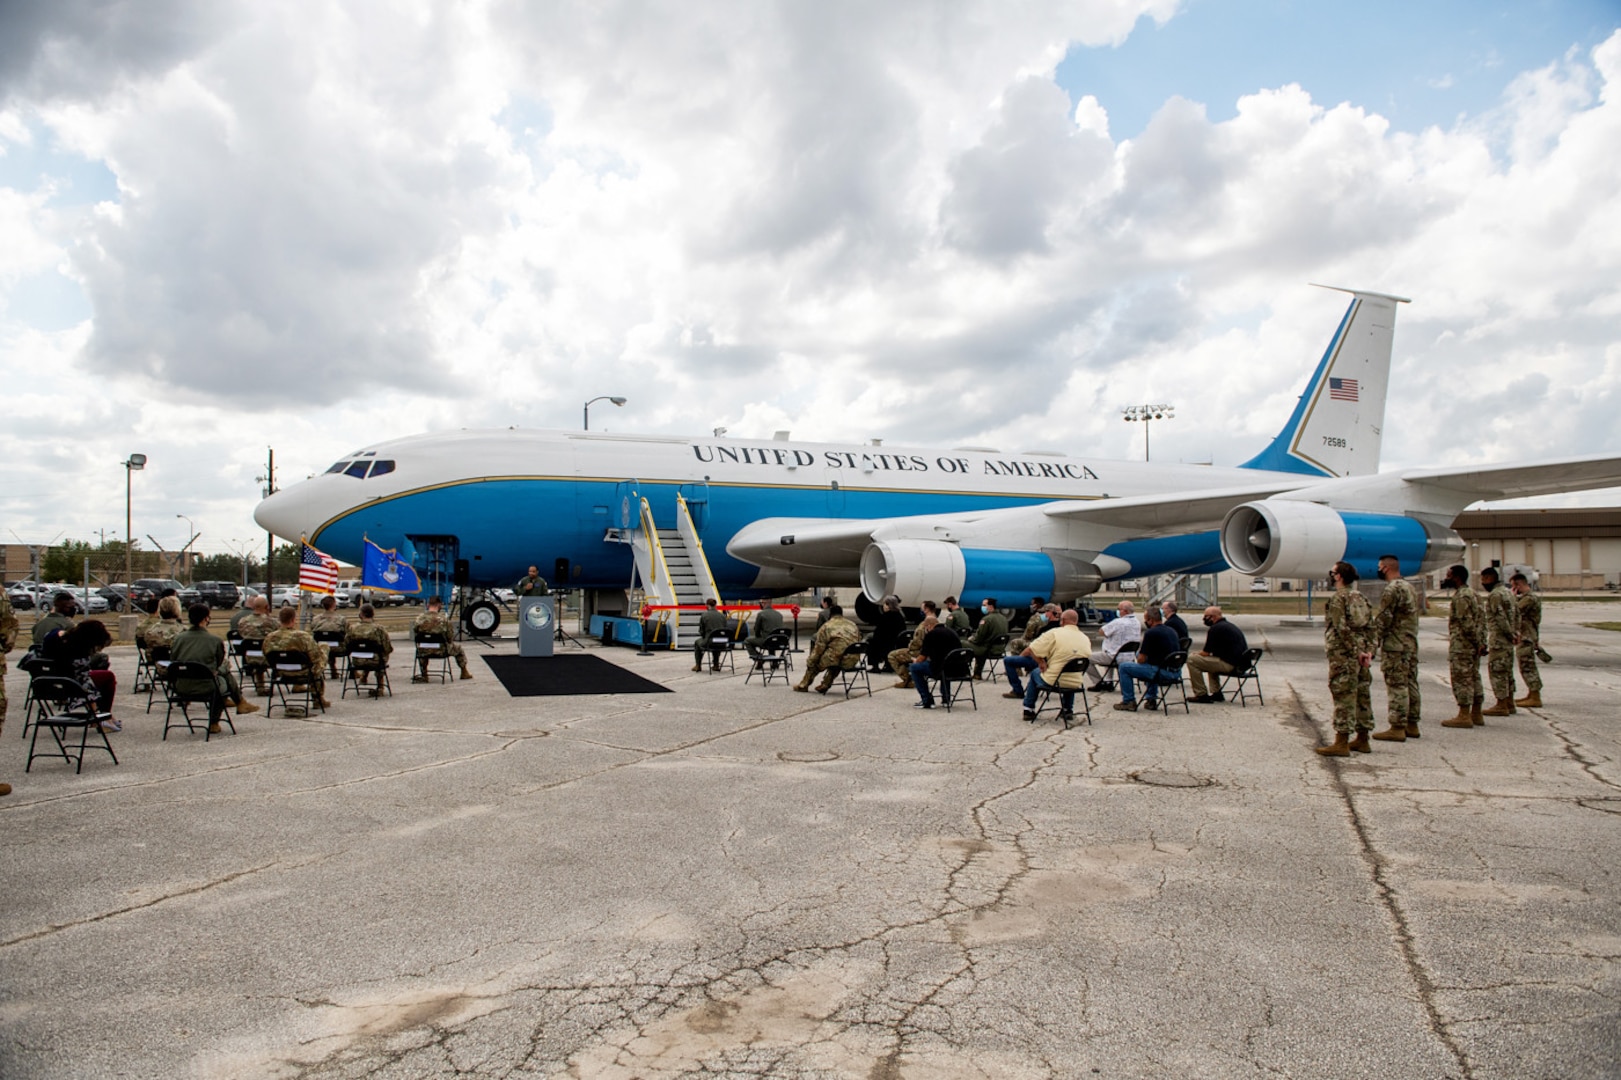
{"left": 967, "top": 598, "right": 1008, "bottom": 680}
{"left": 1002, "top": 603, "right": 1060, "bottom": 698}
{"left": 1162, "top": 599, "right": 1190, "bottom": 645}
{"left": 1186, "top": 606, "right": 1248, "bottom": 703}
{"left": 1369, "top": 554, "right": 1423, "bottom": 742}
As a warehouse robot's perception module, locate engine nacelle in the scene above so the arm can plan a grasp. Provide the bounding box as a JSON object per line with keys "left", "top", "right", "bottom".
{"left": 860, "top": 540, "right": 1104, "bottom": 606}
{"left": 1220, "top": 501, "right": 1463, "bottom": 579}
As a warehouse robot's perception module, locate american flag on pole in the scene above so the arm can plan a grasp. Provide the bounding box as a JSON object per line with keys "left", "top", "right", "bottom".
{"left": 299, "top": 538, "right": 339, "bottom": 594}
{"left": 1328, "top": 377, "right": 1360, "bottom": 402}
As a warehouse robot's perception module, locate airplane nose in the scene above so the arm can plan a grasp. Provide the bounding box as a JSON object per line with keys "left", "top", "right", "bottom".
{"left": 254, "top": 485, "right": 311, "bottom": 543}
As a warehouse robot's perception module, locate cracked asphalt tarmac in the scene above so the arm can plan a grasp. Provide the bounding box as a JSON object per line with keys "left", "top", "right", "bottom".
{"left": 3, "top": 605, "right": 1618, "bottom": 1078}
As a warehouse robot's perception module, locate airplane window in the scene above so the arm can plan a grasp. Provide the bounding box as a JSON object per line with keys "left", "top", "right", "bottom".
{"left": 368, "top": 460, "right": 395, "bottom": 478}
{"left": 326, "top": 461, "right": 351, "bottom": 474}
{"left": 345, "top": 461, "right": 371, "bottom": 479}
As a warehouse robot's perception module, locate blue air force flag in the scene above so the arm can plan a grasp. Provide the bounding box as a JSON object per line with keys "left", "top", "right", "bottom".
{"left": 362, "top": 537, "right": 423, "bottom": 595}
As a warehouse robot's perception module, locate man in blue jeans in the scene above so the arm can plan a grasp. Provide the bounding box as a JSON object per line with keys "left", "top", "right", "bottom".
{"left": 910, "top": 620, "right": 966, "bottom": 709}
{"left": 1114, "top": 606, "right": 1181, "bottom": 711}
{"left": 1012, "top": 609, "right": 1092, "bottom": 722}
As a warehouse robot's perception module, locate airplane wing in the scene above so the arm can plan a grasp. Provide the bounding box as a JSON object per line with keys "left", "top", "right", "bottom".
{"left": 1038, "top": 480, "right": 1308, "bottom": 534}
{"left": 1397, "top": 453, "right": 1621, "bottom": 501}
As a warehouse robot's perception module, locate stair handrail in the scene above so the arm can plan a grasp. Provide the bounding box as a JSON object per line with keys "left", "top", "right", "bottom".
{"left": 638, "top": 496, "right": 679, "bottom": 647}
{"left": 675, "top": 492, "right": 722, "bottom": 603}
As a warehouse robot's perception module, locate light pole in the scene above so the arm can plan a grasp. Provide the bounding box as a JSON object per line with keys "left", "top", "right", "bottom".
{"left": 123, "top": 453, "right": 147, "bottom": 585}
{"left": 175, "top": 513, "right": 197, "bottom": 583}
{"left": 225, "top": 539, "right": 253, "bottom": 590}
{"left": 583, "top": 395, "right": 626, "bottom": 430}
{"left": 1122, "top": 404, "right": 1175, "bottom": 462}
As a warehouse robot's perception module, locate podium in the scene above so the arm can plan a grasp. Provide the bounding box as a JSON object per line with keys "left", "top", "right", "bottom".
{"left": 517, "top": 596, "right": 556, "bottom": 657}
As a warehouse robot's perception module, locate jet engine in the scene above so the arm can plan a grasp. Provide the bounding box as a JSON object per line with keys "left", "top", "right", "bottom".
{"left": 1220, "top": 501, "right": 1463, "bottom": 579}
{"left": 859, "top": 540, "right": 1105, "bottom": 606}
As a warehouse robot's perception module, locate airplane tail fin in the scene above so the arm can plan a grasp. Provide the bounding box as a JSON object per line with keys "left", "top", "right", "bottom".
{"left": 1239, "top": 286, "right": 1409, "bottom": 478}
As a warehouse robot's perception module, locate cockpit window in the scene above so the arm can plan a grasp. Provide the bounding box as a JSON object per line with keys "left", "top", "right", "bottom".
{"left": 368, "top": 460, "right": 395, "bottom": 478}
{"left": 345, "top": 461, "right": 371, "bottom": 479}
{"left": 326, "top": 461, "right": 350, "bottom": 474}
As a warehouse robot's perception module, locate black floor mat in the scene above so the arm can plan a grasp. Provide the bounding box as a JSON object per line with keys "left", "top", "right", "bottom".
{"left": 481, "top": 653, "right": 672, "bottom": 697}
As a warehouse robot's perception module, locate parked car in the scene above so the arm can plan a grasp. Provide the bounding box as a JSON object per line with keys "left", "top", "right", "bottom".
{"left": 40, "top": 584, "right": 109, "bottom": 616}
{"left": 132, "top": 578, "right": 201, "bottom": 607}
{"left": 193, "top": 581, "right": 242, "bottom": 609}
{"left": 1250, "top": 578, "right": 1270, "bottom": 593}
{"left": 271, "top": 585, "right": 301, "bottom": 607}
{"left": 6, "top": 583, "right": 39, "bottom": 610}
{"left": 97, "top": 585, "right": 133, "bottom": 612}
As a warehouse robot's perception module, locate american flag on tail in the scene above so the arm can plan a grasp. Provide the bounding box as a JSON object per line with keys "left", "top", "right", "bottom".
{"left": 299, "top": 539, "right": 339, "bottom": 594}
{"left": 1328, "top": 377, "right": 1359, "bottom": 402}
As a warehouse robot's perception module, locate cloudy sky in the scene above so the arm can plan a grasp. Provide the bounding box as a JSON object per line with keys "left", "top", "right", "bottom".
{"left": 3, "top": 0, "right": 1619, "bottom": 563}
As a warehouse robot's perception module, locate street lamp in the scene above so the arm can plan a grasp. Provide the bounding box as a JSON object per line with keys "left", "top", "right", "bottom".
{"left": 1122, "top": 404, "right": 1175, "bottom": 462}
{"left": 583, "top": 395, "right": 626, "bottom": 430}
{"left": 175, "top": 513, "right": 197, "bottom": 583}
{"left": 225, "top": 538, "right": 253, "bottom": 590}
{"left": 123, "top": 453, "right": 146, "bottom": 585}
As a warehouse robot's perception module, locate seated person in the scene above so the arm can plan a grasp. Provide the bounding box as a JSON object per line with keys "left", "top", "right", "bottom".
{"left": 170, "top": 603, "right": 260, "bottom": 731}
{"left": 42, "top": 618, "right": 119, "bottom": 731}
{"left": 310, "top": 594, "right": 350, "bottom": 677}
{"left": 1010, "top": 609, "right": 1092, "bottom": 721}
{"left": 413, "top": 596, "right": 472, "bottom": 680}
{"left": 235, "top": 595, "right": 279, "bottom": 695}
{"left": 1187, "top": 606, "right": 1249, "bottom": 703}
{"left": 690, "top": 598, "right": 731, "bottom": 672}
{"left": 32, "top": 591, "right": 79, "bottom": 647}
{"left": 742, "top": 599, "right": 785, "bottom": 658}
{"left": 142, "top": 595, "right": 187, "bottom": 651}
{"left": 344, "top": 603, "right": 394, "bottom": 694}
{"left": 909, "top": 619, "right": 966, "bottom": 709}
{"left": 967, "top": 598, "right": 1009, "bottom": 679}
{"left": 1007, "top": 599, "right": 1055, "bottom": 655}
{"left": 1002, "top": 603, "right": 1060, "bottom": 697}
{"left": 794, "top": 604, "right": 862, "bottom": 694}
{"left": 1114, "top": 607, "right": 1182, "bottom": 711}
{"left": 1163, "top": 599, "right": 1190, "bottom": 645}
{"left": 263, "top": 605, "right": 332, "bottom": 707}
{"left": 869, "top": 596, "right": 909, "bottom": 671}
{"left": 889, "top": 601, "right": 941, "bottom": 689}
{"left": 1089, "top": 601, "right": 1140, "bottom": 689}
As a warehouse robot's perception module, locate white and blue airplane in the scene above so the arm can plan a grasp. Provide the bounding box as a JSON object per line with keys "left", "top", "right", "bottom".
{"left": 255, "top": 286, "right": 1621, "bottom": 632}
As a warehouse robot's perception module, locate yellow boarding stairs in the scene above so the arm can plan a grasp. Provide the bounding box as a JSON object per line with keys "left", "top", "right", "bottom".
{"left": 627, "top": 493, "right": 722, "bottom": 649}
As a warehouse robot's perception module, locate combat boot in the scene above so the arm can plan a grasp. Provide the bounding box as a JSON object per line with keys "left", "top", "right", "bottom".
{"left": 1482, "top": 698, "right": 1516, "bottom": 716}
{"left": 1370, "top": 724, "right": 1407, "bottom": 742}
{"left": 1315, "top": 732, "right": 1351, "bottom": 757}
{"left": 1440, "top": 708, "right": 1473, "bottom": 729}
{"left": 460, "top": 662, "right": 474, "bottom": 680}
{"left": 235, "top": 696, "right": 261, "bottom": 715}
{"left": 1348, "top": 730, "right": 1372, "bottom": 753}
{"left": 1514, "top": 691, "right": 1542, "bottom": 708}
{"left": 1405, "top": 721, "right": 1421, "bottom": 739}
{"left": 1471, "top": 701, "right": 1484, "bottom": 725}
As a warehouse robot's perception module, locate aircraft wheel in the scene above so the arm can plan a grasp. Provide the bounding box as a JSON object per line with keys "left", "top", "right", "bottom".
{"left": 464, "top": 599, "right": 501, "bottom": 636}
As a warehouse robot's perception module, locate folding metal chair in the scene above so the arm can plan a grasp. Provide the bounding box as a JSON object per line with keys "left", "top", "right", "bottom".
{"left": 744, "top": 630, "right": 793, "bottom": 687}
{"left": 313, "top": 629, "right": 348, "bottom": 682}
{"left": 706, "top": 630, "right": 737, "bottom": 674}
{"left": 19, "top": 655, "right": 63, "bottom": 741}
{"left": 1090, "top": 640, "right": 1138, "bottom": 692}
{"left": 265, "top": 649, "right": 326, "bottom": 717}
{"left": 144, "top": 645, "right": 172, "bottom": 713}
{"left": 1144, "top": 650, "right": 1190, "bottom": 715}
{"left": 975, "top": 634, "right": 1010, "bottom": 679}
{"left": 132, "top": 638, "right": 155, "bottom": 694}
{"left": 825, "top": 640, "right": 871, "bottom": 697}
{"left": 25, "top": 676, "right": 118, "bottom": 774}
{"left": 939, "top": 647, "right": 978, "bottom": 712}
{"left": 1218, "top": 647, "right": 1266, "bottom": 706}
{"left": 413, "top": 632, "right": 452, "bottom": 683}
{"left": 342, "top": 645, "right": 392, "bottom": 699}
{"left": 161, "top": 661, "right": 235, "bottom": 741}
{"left": 1030, "top": 656, "right": 1091, "bottom": 728}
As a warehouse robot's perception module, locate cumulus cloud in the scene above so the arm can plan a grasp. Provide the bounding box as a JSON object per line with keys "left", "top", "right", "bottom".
{"left": 1, "top": 3, "right": 1619, "bottom": 549}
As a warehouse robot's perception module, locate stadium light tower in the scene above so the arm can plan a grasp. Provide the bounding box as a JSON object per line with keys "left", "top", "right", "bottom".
{"left": 1122, "top": 404, "right": 1175, "bottom": 462}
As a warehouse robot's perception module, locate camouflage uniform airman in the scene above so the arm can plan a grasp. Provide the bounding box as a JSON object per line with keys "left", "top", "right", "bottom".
{"left": 413, "top": 607, "right": 471, "bottom": 680}
{"left": 887, "top": 615, "right": 938, "bottom": 689}
{"left": 237, "top": 610, "right": 279, "bottom": 693}
{"left": 1370, "top": 575, "right": 1422, "bottom": 741}
{"left": 1, "top": 592, "right": 17, "bottom": 790}
{"left": 1483, "top": 578, "right": 1519, "bottom": 715}
{"left": 794, "top": 615, "right": 862, "bottom": 693}
{"left": 142, "top": 616, "right": 185, "bottom": 652}
{"left": 1514, "top": 587, "right": 1543, "bottom": 706}
{"left": 1443, "top": 584, "right": 1486, "bottom": 726}
{"left": 1323, "top": 584, "right": 1374, "bottom": 742}
{"left": 1007, "top": 613, "right": 1049, "bottom": 657}
{"left": 310, "top": 607, "right": 349, "bottom": 676}
{"left": 344, "top": 617, "right": 394, "bottom": 691}
{"left": 263, "top": 624, "right": 329, "bottom": 704}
